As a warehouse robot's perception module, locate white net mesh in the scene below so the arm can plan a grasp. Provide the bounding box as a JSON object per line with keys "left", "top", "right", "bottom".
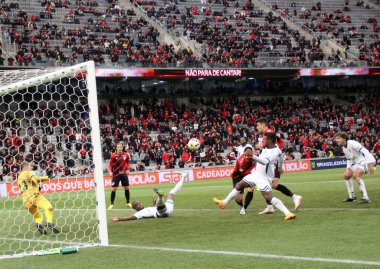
{"left": 0, "top": 63, "right": 105, "bottom": 257}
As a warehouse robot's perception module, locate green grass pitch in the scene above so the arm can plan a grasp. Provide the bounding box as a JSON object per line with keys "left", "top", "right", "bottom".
{"left": 1, "top": 168, "right": 380, "bottom": 269}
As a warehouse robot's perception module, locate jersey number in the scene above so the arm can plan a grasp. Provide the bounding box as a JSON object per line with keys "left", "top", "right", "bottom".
{"left": 18, "top": 180, "right": 28, "bottom": 193}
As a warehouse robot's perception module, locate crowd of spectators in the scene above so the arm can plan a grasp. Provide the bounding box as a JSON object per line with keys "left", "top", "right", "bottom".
{"left": 268, "top": 0, "right": 380, "bottom": 66}
{"left": 0, "top": 83, "right": 93, "bottom": 181}
{"left": 98, "top": 91, "right": 380, "bottom": 172}
{"left": 2, "top": 0, "right": 379, "bottom": 66}
{"left": 135, "top": 0, "right": 330, "bottom": 66}
{"left": 0, "top": 85, "right": 379, "bottom": 181}
{"left": 0, "top": 0, "right": 199, "bottom": 66}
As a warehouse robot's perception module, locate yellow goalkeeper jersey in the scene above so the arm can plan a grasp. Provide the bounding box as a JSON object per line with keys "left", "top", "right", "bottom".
{"left": 17, "top": 171, "right": 49, "bottom": 197}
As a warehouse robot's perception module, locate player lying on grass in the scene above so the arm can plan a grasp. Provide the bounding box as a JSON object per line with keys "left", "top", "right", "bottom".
{"left": 18, "top": 162, "right": 59, "bottom": 235}
{"left": 214, "top": 133, "right": 296, "bottom": 221}
{"left": 335, "top": 132, "right": 376, "bottom": 203}
{"left": 111, "top": 172, "right": 187, "bottom": 221}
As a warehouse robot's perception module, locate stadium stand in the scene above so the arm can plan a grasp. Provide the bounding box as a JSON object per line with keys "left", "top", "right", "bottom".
{"left": 263, "top": 0, "right": 380, "bottom": 65}
{"left": 0, "top": 82, "right": 379, "bottom": 181}
{"left": 97, "top": 91, "right": 380, "bottom": 171}
{"left": 1, "top": 0, "right": 378, "bottom": 66}
{"left": 134, "top": 0, "right": 330, "bottom": 66}
{"left": 0, "top": 0, "right": 198, "bottom": 66}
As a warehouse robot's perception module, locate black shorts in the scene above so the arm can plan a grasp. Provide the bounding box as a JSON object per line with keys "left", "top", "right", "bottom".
{"left": 112, "top": 175, "right": 129, "bottom": 187}
{"left": 274, "top": 163, "right": 281, "bottom": 179}
{"left": 232, "top": 177, "right": 244, "bottom": 194}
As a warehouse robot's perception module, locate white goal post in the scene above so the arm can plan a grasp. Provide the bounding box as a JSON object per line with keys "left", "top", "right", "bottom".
{"left": 0, "top": 61, "right": 108, "bottom": 258}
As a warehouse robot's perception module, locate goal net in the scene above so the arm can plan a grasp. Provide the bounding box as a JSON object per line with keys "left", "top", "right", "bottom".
{"left": 0, "top": 61, "right": 108, "bottom": 258}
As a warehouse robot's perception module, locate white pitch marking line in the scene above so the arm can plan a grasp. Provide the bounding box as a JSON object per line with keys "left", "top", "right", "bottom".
{"left": 119, "top": 178, "right": 380, "bottom": 191}
{"left": 0, "top": 237, "right": 92, "bottom": 245}
{"left": 107, "top": 244, "right": 380, "bottom": 266}
{"left": 1, "top": 207, "right": 380, "bottom": 214}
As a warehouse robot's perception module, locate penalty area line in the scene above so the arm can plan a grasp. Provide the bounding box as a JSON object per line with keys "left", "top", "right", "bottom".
{"left": 107, "top": 244, "right": 380, "bottom": 266}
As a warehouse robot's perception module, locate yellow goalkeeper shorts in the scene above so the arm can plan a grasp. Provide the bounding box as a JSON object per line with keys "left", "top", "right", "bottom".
{"left": 24, "top": 195, "right": 53, "bottom": 211}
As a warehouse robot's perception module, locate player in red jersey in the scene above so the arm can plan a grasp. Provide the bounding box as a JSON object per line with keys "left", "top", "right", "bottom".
{"left": 255, "top": 118, "right": 302, "bottom": 214}
{"left": 231, "top": 146, "right": 257, "bottom": 215}
{"left": 108, "top": 143, "right": 131, "bottom": 209}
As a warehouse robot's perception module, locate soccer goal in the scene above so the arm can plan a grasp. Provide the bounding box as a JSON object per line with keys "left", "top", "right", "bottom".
{"left": 0, "top": 61, "right": 108, "bottom": 258}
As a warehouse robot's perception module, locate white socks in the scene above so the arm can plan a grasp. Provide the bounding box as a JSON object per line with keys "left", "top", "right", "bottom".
{"left": 345, "top": 179, "right": 355, "bottom": 199}
{"left": 222, "top": 189, "right": 241, "bottom": 205}
{"left": 169, "top": 177, "right": 185, "bottom": 195}
{"left": 270, "top": 197, "right": 291, "bottom": 215}
{"left": 357, "top": 179, "right": 369, "bottom": 200}
{"left": 266, "top": 205, "right": 274, "bottom": 211}
{"left": 345, "top": 179, "right": 369, "bottom": 200}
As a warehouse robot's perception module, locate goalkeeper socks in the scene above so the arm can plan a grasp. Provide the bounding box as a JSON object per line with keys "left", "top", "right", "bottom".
{"left": 110, "top": 191, "right": 116, "bottom": 204}
{"left": 45, "top": 210, "right": 53, "bottom": 224}
{"left": 244, "top": 191, "right": 253, "bottom": 209}
{"left": 275, "top": 184, "right": 294, "bottom": 197}
{"left": 125, "top": 190, "right": 130, "bottom": 203}
{"left": 235, "top": 199, "right": 243, "bottom": 207}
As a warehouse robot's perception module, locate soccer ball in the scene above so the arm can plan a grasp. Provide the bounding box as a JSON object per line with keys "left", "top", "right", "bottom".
{"left": 187, "top": 138, "right": 201, "bottom": 151}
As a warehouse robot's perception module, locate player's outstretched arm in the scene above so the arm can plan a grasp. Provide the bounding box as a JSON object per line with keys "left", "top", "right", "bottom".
{"left": 111, "top": 216, "right": 137, "bottom": 222}
{"left": 31, "top": 175, "right": 49, "bottom": 182}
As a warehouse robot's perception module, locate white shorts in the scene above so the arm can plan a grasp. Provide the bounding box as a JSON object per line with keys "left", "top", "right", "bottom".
{"left": 350, "top": 163, "right": 368, "bottom": 174}
{"left": 243, "top": 173, "right": 272, "bottom": 192}
{"left": 157, "top": 199, "right": 174, "bottom": 218}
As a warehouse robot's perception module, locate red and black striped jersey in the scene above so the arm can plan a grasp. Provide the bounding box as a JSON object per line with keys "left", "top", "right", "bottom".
{"left": 231, "top": 153, "right": 257, "bottom": 179}
{"left": 108, "top": 152, "right": 130, "bottom": 176}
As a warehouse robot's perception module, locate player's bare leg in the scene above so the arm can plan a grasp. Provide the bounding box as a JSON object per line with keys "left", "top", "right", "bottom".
{"left": 235, "top": 193, "right": 244, "bottom": 213}
{"left": 240, "top": 188, "right": 254, "bottom": 215}
{"left": 153, "top": 187, "right": 167, "bottom": 214}
{"left": 153, "top": 172, "right": 187, "bottom": 214}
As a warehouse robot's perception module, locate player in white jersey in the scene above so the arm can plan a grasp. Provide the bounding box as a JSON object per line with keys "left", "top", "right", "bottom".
{"left": 214, "top": 133, "right": 296, "bottom": 220}
{"left": 236, "top": 137, "right": 253, "bottom": 157}
{"left": 335, "top": 132, "right": 376, "bottom": 203}
{"left": 111, "top": 173, "right": 187, "bottom": 221}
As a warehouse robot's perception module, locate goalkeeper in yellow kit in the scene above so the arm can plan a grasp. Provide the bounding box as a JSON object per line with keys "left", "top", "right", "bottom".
{"left": 18, "top": 162, "right": 59, "bottom": 235}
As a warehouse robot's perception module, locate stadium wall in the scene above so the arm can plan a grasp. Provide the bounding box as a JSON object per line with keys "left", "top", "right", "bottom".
{"left": 0, "top": 157, "right": 347, "bottom": 197}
